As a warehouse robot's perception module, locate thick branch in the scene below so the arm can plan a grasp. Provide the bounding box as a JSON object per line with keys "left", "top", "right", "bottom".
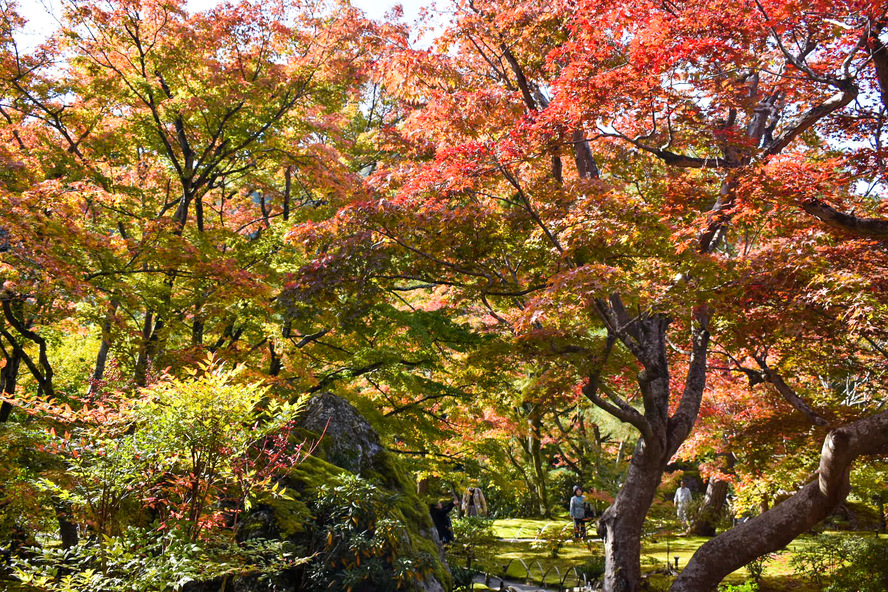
{"left": 667, "top": 307, "right": 711, "bottom": 455}
{"left": 763, "top": 85, "right": 858, "bottom": 156}
{"left": 1, "top": 299, "right": 54, "bottom": 398}
{"left": 572, "top": 129, "right": 600, "bottom": 179}
{"left": 754, "top": 357, "right": 830, "bottom": 427}
{"left": 499, "top": 43, "right": 537, "bottom": 111}
{"left": 581, "top": 333, "right": 654, "bottom": 440}
{"left": 801, "top": 197, "right": 888, "bottom": 240}
{"left": 595, "top": 294, "right": 645, "bottom": 361}
{"left": 671, "top": 409, "right": 888, "bottom": 592}
{"left": 605, "top": 131, "right": 735, "bottom": 168}
{"left": 872, "top": 34, "right": 888, "bottom": 109}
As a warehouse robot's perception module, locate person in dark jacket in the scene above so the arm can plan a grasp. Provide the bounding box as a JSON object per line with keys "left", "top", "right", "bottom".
{"left": 430, "top": 499, "right": 459, "bottom": 543}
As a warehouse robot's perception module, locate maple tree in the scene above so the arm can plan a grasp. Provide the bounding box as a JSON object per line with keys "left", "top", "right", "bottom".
{"left": 296, "top": 0, "right": 888, "bottom": 590}
{"left": 2, "top": 0, "right": 888, "bottom": 591}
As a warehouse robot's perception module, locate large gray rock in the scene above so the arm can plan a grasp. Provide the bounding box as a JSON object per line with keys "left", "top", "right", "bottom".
{"left": 188, "top": 392, "right": 451, "bottom": 592}
{"left": 298, "top": 392, "right": 385, "bottom": 475}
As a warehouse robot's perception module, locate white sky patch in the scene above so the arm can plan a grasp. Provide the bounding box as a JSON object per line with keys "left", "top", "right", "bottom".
{"left": 15, "top": 0, "right": 435, "bottom": 49}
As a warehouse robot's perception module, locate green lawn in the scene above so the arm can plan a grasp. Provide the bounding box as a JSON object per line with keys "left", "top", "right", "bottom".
{"left": 465, "top": 519, "right": 883, "bottom": 591}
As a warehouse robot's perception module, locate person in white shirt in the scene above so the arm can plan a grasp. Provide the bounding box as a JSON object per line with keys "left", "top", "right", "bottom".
{"left": 674, "top": 480, "right": 693, "bottom": 527}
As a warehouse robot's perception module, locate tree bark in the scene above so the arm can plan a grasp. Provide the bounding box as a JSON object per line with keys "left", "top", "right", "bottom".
{"left": 134, "top": 311, "right": 154, "bottom": 386}
{"left": 529, "top": 414, "right": 551, "bottom": 518}
{"left": 670, "top": 409, "right": 888, "bottom": 592}
{"left": 56, "top": 500, "right": 78, "bottom": 549}
{"left": 800, "top": 197, "right": 888, "bottom": 240}
{"left": 0, "top": 298, "right": 55, "bottom": 399}
{"left": 88, "top": 300, "right": 118, "bottom": 396}
{"left": 590, "top": 298, "right": 710, "bottom": 592}
{"left": 572, "top": 129, "right": 599, "bottom": 179}
{"left": 689, "top": 478, "right": 730, "bottom": 537}
{"left": 599, "top": 437, "right": 669, "bottom": 592}
{"left": 0, "top": 348, "right": 21, "bottom": 422}
{"left": 505, "top": 443, "right": 541, "bottom": 515}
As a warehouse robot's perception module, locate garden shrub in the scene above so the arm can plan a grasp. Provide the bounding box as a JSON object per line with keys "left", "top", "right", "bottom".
{"left": 303, "top": 475, "right": 435, "bottom": 592}
{"left": 790, "top": 533, "right": 888, "bottom": 592}
{"left": 531, "top": 522, "right": 574, "bottom": 557}
{"left": 576, "top": 554, "right": 606, "bottom": 581}
{"left": 827, "top": 535, "right": 888, "bottom": 592}
{"left": 745, "top": 552, "right": 776, "bottom": 584}
{"left": 448, "top": 517, "right": 497, "bottom": 571}
{"left": 789, "top": 534, "right": 846, "bottom": 590}
{"left": 718, "top": 581, "right": 758, "bottom": 592}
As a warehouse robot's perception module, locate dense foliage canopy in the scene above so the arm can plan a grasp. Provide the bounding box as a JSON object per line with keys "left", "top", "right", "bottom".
{"left": 1, "top": 0, "right": 888, "bottom": 591}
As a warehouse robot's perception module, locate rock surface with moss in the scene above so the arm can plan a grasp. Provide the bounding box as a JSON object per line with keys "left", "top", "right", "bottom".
{"left": 192, "top": 392, "right": 450, "bottom": 592}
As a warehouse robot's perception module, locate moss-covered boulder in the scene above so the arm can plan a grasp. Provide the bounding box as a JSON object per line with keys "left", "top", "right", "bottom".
{"left": 295, "top": 393, "right": 450, "bottom": 592}
{"left": 193, "top": 392, "right": 450, "bottom": 592}
{"left": 298, "top": 392, "right": 385, "bottom": 475}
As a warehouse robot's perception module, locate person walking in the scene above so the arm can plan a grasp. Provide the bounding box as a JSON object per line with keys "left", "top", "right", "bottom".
{"left": 674, "top": 479, "right": 693, "bottom": 528}
{"left": 462, "top": 486, "right": 488, "bottom": 517}
{"left": 430, "top": 498, "right": 459, "bottom": 543}
{"left": 570, "top": 486, "right": 586, "bottom": 539}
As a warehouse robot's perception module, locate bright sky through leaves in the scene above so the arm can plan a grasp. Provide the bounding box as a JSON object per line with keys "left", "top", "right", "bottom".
{"left": 16, "top": 0, "right": 432, "bottom": 49}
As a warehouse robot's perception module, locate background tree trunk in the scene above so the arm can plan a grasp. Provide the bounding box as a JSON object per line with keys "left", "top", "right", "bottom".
{"left": 529, "top": 414, "right": 551, "bottom": 518}
{"left": 690, "top": 478, "right": 730, "bottom": 537}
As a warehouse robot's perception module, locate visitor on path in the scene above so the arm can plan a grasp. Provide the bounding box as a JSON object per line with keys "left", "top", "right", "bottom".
{"left": 570, "top": 486, "right": 586, "bottom": 539}
{"left": 430, "top": 499, "right": 458, "bottom": 544}
{"left": 674, "top": 480, "right": 693, "bottom": 528}
{"left": 462, "top": 486, "right": 488, "bottom": 517}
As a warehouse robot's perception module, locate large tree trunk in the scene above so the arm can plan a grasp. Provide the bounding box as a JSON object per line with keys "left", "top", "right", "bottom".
{"left": 529, "top": 414, "right": 551, "bottom": 518}
{"left": 599, "top": 437, "right": 669, "bottom": 591}
{"left": 670, "top": 409, "right": 888, "bottom": 592}
{"left": 0, "top": 348, "right": 21, "bottom": 422}
{"left": 587, "top": 297, "right": 710, "bottom": 592}
{"left": 505, "top": 442, "right": 540, "bottom": 513}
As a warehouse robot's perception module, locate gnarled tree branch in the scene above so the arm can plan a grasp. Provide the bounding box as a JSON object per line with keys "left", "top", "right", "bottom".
{"left": 801, "top": 197, "right": 888, "bottom": 240}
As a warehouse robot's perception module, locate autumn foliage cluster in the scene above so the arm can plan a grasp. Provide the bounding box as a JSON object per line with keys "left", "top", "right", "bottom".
{"left": 1, "top": 0, "right": 888, "bottom": 590}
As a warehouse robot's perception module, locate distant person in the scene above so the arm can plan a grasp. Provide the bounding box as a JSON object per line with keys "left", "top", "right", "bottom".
{"left": 430, "top": 499, "right": 458, "bottom": 543}
{"left": 462, "top": 486, "right": 488, "bottom": 517}
{"left": 570, "top": 486, "right": 586, "bottom": 539}
{"left": 674, "top": 480, "right": 693, "bottom": 527}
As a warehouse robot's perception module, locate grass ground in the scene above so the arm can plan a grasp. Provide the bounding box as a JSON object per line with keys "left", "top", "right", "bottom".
{"left": 462, "top": 518, "right": 886, "bottom": 591}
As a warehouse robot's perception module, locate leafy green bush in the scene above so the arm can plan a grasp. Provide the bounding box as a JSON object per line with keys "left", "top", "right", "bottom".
{"left": 745, "top": 552, "right": 776, "bottom": 584}
{"left": 531, "top": 522, "right": 574, "bottom": 557}
{"left": 304, "top": 475, "right": 435, "bottom": 592}
{"left": 789, "top": 534, "right": 846, "bottom": 590}
{"left": 9, "top": 359, "right": 308, "bottom": 592}
{"left": 717, "top": 581, "right": 758, "bottom": 592}
{"left": 576, "top": 555, "right": 606, "bottom": 581}
{"left": 448, "top": 517, "right": 497, "bottom": 570}
{"left": 450, "top": 565, "right": 480, "bottom": 591}
{"left": 827, "top": 535, "right": 888, "bottom": 592}
{"left": 10, "top": 528, "right": 307, "bottom": 592}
